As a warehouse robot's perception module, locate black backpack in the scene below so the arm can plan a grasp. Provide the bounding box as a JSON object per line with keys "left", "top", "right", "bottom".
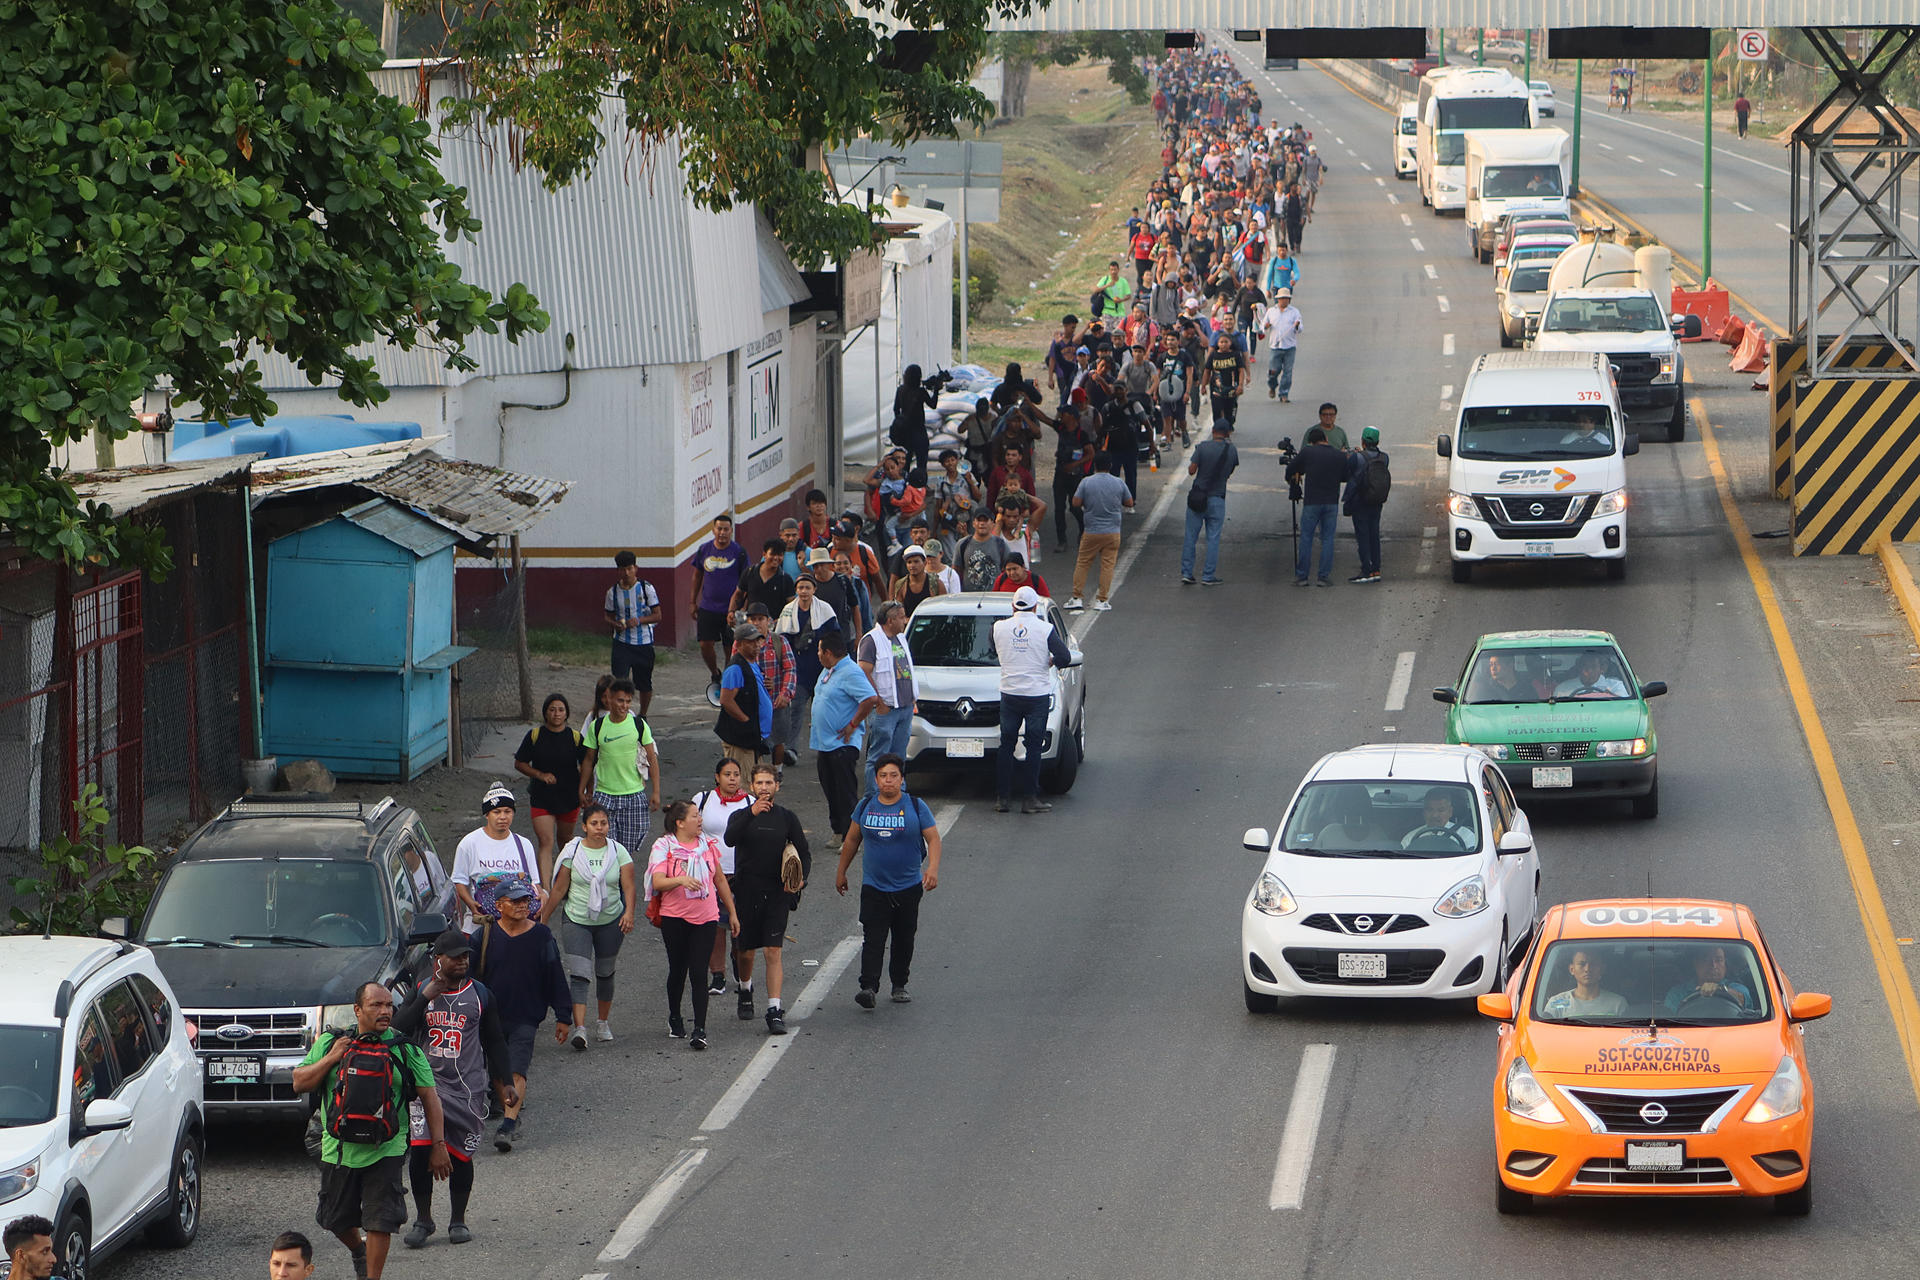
{"left": 1360, "top": 450, "right": 1392, "bottom": 505}
{"left": 326, "top": 1034, "right": 403, "bottom": 1145}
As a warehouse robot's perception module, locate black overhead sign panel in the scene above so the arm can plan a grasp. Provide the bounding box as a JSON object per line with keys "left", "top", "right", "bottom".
{"left": 1267, "top": 28, "right": 1428, "bottom": 59}
{"left": 1548, "top": 27, "right": 1711, "bottom": 59}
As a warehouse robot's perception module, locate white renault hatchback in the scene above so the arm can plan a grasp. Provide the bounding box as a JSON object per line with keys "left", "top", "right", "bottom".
{"left": 1240, "top": 744, "right": 1541, "bottom": 1009}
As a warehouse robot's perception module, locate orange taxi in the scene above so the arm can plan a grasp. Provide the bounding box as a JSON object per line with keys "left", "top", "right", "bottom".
{"left": 1478, "top": 898, "right": 1830, "bottom": 1215}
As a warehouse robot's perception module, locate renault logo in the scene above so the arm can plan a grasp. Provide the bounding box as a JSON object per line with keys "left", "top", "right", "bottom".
{"left": 1529, "top": 501, "right": 1546, "bottom": 517}
{"left": 1353, "top": 915, "right": 1375, "bottom": 933}
{"left": 213, "top": 1023, "right": 252, "bottom": 1042}
{"left": 955, "top": 698, "right": 976, "bottom": 720}
{"left": 1639, "top": 1101, "right": 1669, "bottom": 1125}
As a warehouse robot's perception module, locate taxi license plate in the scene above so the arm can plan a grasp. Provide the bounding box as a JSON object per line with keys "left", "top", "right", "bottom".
{"left": 1337, "top": 953, "right": 1389, "bottom": 980}
{"left": 1532, "top": 766, "right": 1574, "bottom": 788}
{"left": 1625, "top": 1140, "right": 1685, "bottom": 1171}
{"left": 206, "top": 1054, "right": 262, "bottom": 1084}
{"left": 1525, "top": 542, "right": 1555, "bottom": 558}
{"left": 946, "top": 738, "right": 987, "bottom": 759}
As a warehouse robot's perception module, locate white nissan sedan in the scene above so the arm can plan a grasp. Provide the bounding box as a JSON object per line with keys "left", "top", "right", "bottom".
{"left": 1240, "top": 744, "right": 1541, "bottom": 1009}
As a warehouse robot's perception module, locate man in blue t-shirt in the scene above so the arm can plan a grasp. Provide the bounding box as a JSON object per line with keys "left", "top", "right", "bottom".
{"left": 811, "top": 631, "right": 883, "bottom": 838}
{"left": 836, "top": 754, "right": 942, "bottom": 1008}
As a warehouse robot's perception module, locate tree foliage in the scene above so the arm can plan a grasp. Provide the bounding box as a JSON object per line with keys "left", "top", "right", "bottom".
{"left": 0, "top": 0, "right": 546, "bottom": 573}
{"left": 399, "top": 0, "right": 1044, "bottom": 268}
{"left": 993, "top": 32, "right": 1163, "bottom": 117}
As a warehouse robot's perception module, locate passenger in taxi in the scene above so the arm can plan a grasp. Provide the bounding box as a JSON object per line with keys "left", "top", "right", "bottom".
{"left": 1542, "top": 949, "right": 1629, "bottom": 1018}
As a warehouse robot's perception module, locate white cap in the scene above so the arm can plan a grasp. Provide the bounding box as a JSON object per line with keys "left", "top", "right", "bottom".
{"left": 1012, "top": 586, "right": 1041, "bottom": 610}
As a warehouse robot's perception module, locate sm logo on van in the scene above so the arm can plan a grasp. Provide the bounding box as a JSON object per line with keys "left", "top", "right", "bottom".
{"left": 1496, "top": 467, "right": 1576, "bottom": 490}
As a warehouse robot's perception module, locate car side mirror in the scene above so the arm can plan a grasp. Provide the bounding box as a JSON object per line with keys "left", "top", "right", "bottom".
{"left": 99, "top": 916, "right": 129, "bottom": 940}
{"left": 1065, "top": 650, "right": 1084, "bottom": 668}
{"left": 1469, "top": 186, "right": 1479, "bottom": 200}
{"left": 1623, "top": 433, "right": 1640, "bottom": 457}
{"left": 1496, "top": 831, "right": 1533, "bottom": 857}
{"left": 1672, "top": 313, "right": 1704, "bottom": 338}
{"left": 1242, "top": 826, "right": 1272, "bottom": 852}
{"left": 1435, "top": 434, "right": 1452, "bottom": 459}
{"left": 1477, "top": 993, "right": 1515, "bottom": 1020}
{"left": 1433, "top": 687, "right": 1457, "bottom": 704}
{"left": 1641, "top": 680, "right": 1668, "bottom": 698}
{"left": 83, "top": 1098, "right": 135, "bottom": 1135}
{"left": 408, "top": 912, "right": 449, "bottom": 946}
{"left": 1789, "top": 992, "right": 1833, "bottom": 1022}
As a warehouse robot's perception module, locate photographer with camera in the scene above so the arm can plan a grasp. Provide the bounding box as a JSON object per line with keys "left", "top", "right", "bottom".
{"left": 891, "top": 364, "right": 948, "bottom": 486}
{"left": 1287, "top": 426, "right": 1348, "bottom": 587}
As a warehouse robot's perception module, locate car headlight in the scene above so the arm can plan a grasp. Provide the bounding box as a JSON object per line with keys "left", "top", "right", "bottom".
{"left": 318, "top": 1004, "right": 358, "bottom": 1039}
{"left": 1465, "top": 743, "right": 1511, "bottom": 760}
{"left": 1651, "top": 354, "right": 1677, "bottom": 384}
{"left": 1593, "top": 738, "right": 1649, "bottom": 758}
{"left": 1251, "top": 872, "right": 1299, "bottom": 917}
{"left": 1505, "top": 1057, "right": 1565, "bottom": 1123}
{"left": 1506, "top": 302, "right": 1525, "bottom": 317}
{"left": 1434, "top": 874, "right": 1489, "bottom": 918}
{"left": 1744, "top": 1055, "right": 1805, "bottom": 1123}
{"left": 1438, "top": 182, "right": 1459, "bottom": 193}
{"left": 0, "top": 1157, "right": 40, "bottom": 1206}
{"left": 1592, "top": 488, "right": 1627, "bottom": 517}
{"left": 1447, "top": 492, "right": 1481, "bottom": 519}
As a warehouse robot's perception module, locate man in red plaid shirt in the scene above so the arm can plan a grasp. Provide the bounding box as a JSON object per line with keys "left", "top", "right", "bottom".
{"left": 742, "top": 603, "right": 799, "bottom": 776}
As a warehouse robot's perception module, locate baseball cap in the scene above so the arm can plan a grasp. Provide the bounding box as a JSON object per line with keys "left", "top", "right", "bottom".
{"left": 1076, "top": 345, "right": 1090, "bottom": 356}
{"left": 1012, "top": 586, "right": 1040, "bottom": 610}
{"left": 431, "top": 929, "right": 471, "bottom": 958}
{"left": 745, "top": 602, "right": 772, "bottom": 619}
{"left": 1212, "top": 417, "right": 1236, "bottom": 434}
{"left": 733, "top": 621, "right": 763, "bottom": 642}
{"left": 779, "top": 517, "right": 799, "bottom": 531}
{"left": 1362, "top": 426, "right": 1381, "bottom": 445}
{"left": 833, "top": 517, "right": 860, "bottom": 537}
{"left": 903, "top": 545, "right": 928, "bottom": 559}
{"left": 806, "top": 547, "right": 832, "bottom": 566}
{"left": 495, "top": 875, "right": 536, "bottom": 902}
{"left": 481, "top": 782, "right": 516, "bottom": 813}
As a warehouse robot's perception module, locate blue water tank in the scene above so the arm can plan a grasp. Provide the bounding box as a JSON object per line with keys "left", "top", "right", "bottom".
{"left": 171, "top": 415, "right": 422, "bottom": 461}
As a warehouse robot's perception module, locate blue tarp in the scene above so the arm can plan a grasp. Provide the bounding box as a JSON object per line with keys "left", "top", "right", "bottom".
{"left": 171, "top": 415, "right": 422, "bottom": 461}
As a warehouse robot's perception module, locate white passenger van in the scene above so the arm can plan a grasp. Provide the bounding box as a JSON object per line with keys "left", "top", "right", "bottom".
{"left": 1394, "top": 101, "right": 1418, "bottom": 177}
{"left": 1437, "top": 351, "right": 1636, "bottom": 583}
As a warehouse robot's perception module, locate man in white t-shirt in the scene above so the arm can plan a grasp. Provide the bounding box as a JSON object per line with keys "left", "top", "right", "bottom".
{"left": 451, "top": 783, "right": 542, "bottom": 930}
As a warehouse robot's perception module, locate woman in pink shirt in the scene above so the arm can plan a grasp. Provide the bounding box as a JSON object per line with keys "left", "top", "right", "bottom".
{"left": 647, "top": 801, "right": 740, "bottom": 1050}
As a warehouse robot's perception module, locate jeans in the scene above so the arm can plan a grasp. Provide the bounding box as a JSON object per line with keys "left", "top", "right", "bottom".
{"left": 1298, "top": 503, "right": 1338, "bottom": 581}
{"left": 816, "top": 746, "right": 861, "bottom": 836}
{"left": 864, "top": 703, "right": 914, "bottom": 795}
{"left": 997, "top": 692, "right": 1051, "bottom": 800}
{"left": 1181, "top": 495, "right": 1226, "bottom": 580}
{"left": 859, "top": 884, "right": 923, "bottom": 991}
{"left": 1351, "top": 504, "right": 1382, "bottom": 576}
{"left": 1267, "top": 346, "right": 1297, "bottom": 397}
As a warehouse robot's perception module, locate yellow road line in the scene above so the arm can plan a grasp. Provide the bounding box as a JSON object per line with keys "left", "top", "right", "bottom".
{"left": 1578, "top": 190, "right": 1790, "bottom": 339}
{"left": 1696, "top": 395, "right": 1920, "bottom": 1110}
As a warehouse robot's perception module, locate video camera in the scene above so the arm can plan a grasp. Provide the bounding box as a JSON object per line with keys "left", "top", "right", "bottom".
{"left": 926, "top": 368, "right": 955, "bottom": 392}
{"left": 1276, "top": 435, "right": 1302, "bottom": 502}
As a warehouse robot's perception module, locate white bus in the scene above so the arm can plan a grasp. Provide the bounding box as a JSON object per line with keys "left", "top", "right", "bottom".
{"left": 1416, "top": 66, "right": 1534, "bottom": 214}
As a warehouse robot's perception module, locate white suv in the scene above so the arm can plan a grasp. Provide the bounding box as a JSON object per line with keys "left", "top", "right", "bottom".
{"left": 0, "top": 937, "right": 205, "bottom": 1280}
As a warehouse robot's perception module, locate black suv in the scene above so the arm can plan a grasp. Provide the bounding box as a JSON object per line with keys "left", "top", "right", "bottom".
{"left": 109, "top": 795, "right": 454, "bottom": 1117}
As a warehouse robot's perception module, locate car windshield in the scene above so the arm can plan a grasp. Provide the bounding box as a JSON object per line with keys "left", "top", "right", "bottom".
{"left": 1458, "top": 405, "right": 1618, "bottom": 462}
{"left": 1281, "top": 781, "right": 1480, "bottom": 858}
{"left": 1399, "top": 117, "right": 1417, "bottom": 135}
{"left": 1482, "top": 165, "right": 1564, "bottom": 198}
{"left": 1532, "top": 936, "right": 1772, "bottom": 1025}
{"left": 1542, "top": 295, "right": 1664, "bottom": 334}
{"left": 906, "top": 614, "right": 1002, "bottom": 668}
{"left": 143, "top": 859, "right": 391, "bottom": 947}
{"left": 1508, "top": 266, "right": 1553, "bottom": 294}
{"left": 1464, "top": 647, "right": 1632, "bottom": 703}
{"left": 0, "top": 1026, "right": 61, "bottom": 1127}
{"left": 1438, "top": 99, "right": 1531, "bottom": 132}
{"left": 1530, "top": 81, "right": 1551, "bottom": 93}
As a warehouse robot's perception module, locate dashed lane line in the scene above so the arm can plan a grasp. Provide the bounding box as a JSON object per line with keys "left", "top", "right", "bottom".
{"left": 1437, "top": 295, "right": 1451, "bottom": 313}
{"left": 1268, "top": 1044, "right": 1337, "bottom": 1210}
{"left": 1423, "top": 263, "right": 1438, "bottom": 279}
{"left": 1442, "top": 333, "right": 1455, "bottom": 356}
{"left": 1384, "top": 652, "right": 1416, "bottom": 712}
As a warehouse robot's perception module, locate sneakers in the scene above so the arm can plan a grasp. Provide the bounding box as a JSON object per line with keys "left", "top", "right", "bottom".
{"left": 596, "top": 1019, "right": 614, "bottom": 1042}
{"left": 1063, "top": 596, "right": 1086, "bottom": 610}
{"left": 995, "top": 798, "right": 1010, "bottom": 813}
{"left": 855, "top": 987, "right": 878, "bottom": 1010}
{"left": 1021, "top": 798, "right": 1054, "bottom": 814}
{"left": 447, "top": 1223, "right": 473, "bottom": 1246}
{"left": 1201, "top": 577, "right": 1224, "bottom": 586}
{"left": 737, "top": 989, "right": 754, "bottom": 1021}
{"left": 351, "top": 1248, "right": 369, "bottom": 1280}
{"left": 1348, "top": 573, "right": 1381, "bottom": 584}
{"left": 707, "top": 970, "right": 728, "bottom": 995}
{"left": 569, "top": 1025, "right": 587, "bottom": 1052}
{"left": 782, "top": 746, "right": 800, "bottom": 765}
{"left": 403, "top": 1220, "right": 436, "bottom": 1250}
{"left": 667, "top": 1015, "right": 686, "bottom": 1040}
{"left": 891, "top": 986, "right": 913, "bottom": 1003}
{"left": 493, "top": 1119, "right": 517, "bottom": 1153}
{"left": 766, "top": 1006, "right": 788, "bottom": 1035}
{"left": 1181, "top": 575, "right": 1196, "bottom": 585}
{"left": 1268, "top": 386, "right": 1278, "bottom": 399}
{"left": 690, "top": 1025, "right": 709, "bottom": 1050}
{"left": 1279, "top": 394, "right": 1291, "bottom": 403}
{"left": 1316, "top": 577, "right": 1332, "bottom": 587}
{"left": 1294, "top": 578, "right": 1311, "bottom": 587}
{"left": 1093, "top": 600, "right": 1112, "bottom": 612}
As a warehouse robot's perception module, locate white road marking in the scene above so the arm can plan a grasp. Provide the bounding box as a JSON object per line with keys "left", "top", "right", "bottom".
{"left": 1375, "top": 176, "right": 1386, "bottom": 186}
{"left": 1776, "top": 221, "right": 1791, "bottom": 233}
{"left": 1443, "top": 333, "right": 1455, "bottom": 356}
{"left": 1410, "top": 237, "right": 1425, "bottom": 251}
{"left": 698, "top": 935, "right": 863, "bottom": 1132}
{"left": 600, "top": 1149, "right": 709, "bottom": 1260}
{"left": 1582, "top": 100, "right": 1792, "bottom": 176}
{"left": 1658, "top": 167, "right": 1677, "bottom": 177}
{"left": 1423, "top": 525, "right": 1440, "bottom": 537}
{"left": 1070, "top": 468, "right": 1183, "bottom": 644}
{"left": 1269, "top": 1044, "right": 1338, "bottom": 1210}
{"left": 1359, "top": 160, "right": 1371, "bottom": 169}
{"left": 1440, "top": 385, "right": 1454, "bottom": 402}
{"left": 1400, "top": 212, "right": 1413, "bottom": 226}
{"left": 1384, "top": 652, "right": 1417, "bottom": 712}
{"left": 1386, "top": 192, "right": 1400, "bottom": 205}
{"left": 1424, "top": 263, "right": 1439, "bottom": 279}
{"left": 1335, "top": 137, "right": 1345, "bottom": 145}
{"left": 1734, "top": 200, "right": 1754, "bottom": 212}
{"left": 1694, "top": 182, "right": 1704, "bottom": 189}
{"left": 1437, "top": 295, "right": 1451, "bottom": 313}
{"left": 1417, "top": 527, "right": 1438, "bottom": 575}
{"left": 1598, "top": 141, "right": 1615, "bottom": 151}
{"left": 1627, "top": 154, "right": 1645, "bottom": 164}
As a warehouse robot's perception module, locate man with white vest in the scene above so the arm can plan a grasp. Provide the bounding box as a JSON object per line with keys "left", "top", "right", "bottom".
{"left": 991, "top": 586, "right": 1074, "bottom": 814}
{"left": 857, "top": 600, "right": 918, "bottom": 797}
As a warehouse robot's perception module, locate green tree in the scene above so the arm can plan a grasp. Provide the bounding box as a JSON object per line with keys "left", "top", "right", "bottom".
{"left": 0, "top": 0, "right": 546, "bottom": 574}
{"left": 398, "top": 0, "right": 1046, "bottom": 268}
{"left": 994, "top": 32, "right": 1164, "bottom": 119}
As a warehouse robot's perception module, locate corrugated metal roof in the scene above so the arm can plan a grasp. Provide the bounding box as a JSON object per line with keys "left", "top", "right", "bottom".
{"left": 337, "top": 498, "right": 458, "bottom": 558}
{"left": 982, "top": 2, "right": 1918, "bottom": 30}
{"left": 758, "top": 213, "right": 812, "bottom": 315}
{"left": 66, "top": 455, "right": 260, "bottom": 517}
{"left": 246, "top": 437, "right": 444, "bottom": 491}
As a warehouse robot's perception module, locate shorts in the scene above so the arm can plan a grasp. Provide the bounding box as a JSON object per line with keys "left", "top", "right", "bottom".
{"left": 316, "top": 1153, "right": 408, "bottom": 1235}
{"left": 732, "top": 884, "right": 791, "bottom": 952}
{"left": 530, "top": 805, "right": 580, "bottom": 823}
{"left": 504, "top": 1022, "right": 538, "bottom": 1078}
{"left": 612, "top": 640, "right": 655, "bottom": 691}
{"left": 696, "top": 608, "right": 730, "bottom": 644}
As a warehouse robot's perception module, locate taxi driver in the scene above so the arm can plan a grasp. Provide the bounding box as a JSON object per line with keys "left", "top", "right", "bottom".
{"left": 1664, "top": 945, "right": 1755, "bottom": 1013}
{"left": 1399, "top": 791, "right": 1474, "bottom": 851}
{"left": 1543, "top": 949, "right": 1629, "bottom": 1019}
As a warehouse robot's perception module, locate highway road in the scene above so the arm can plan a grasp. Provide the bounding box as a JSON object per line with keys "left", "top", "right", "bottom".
{"left": 107, "top": 48, "right": 1920, "bottom": 1280}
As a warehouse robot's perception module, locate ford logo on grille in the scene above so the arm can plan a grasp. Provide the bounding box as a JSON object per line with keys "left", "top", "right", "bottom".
{"left": 955, "top": 698, "right": 976, "bottom": 720}
{"left": 1639, "top": 1101, "right": 1669, "bottom": 1125}
{"left": 213, "top": 1023, "right": 253, "bottom": 1043}
{"left": 1353, "top": 915, "right": 1375, "bottom": 933}
{"left": 1529, "top": 501, "right": 1546, "bottom": 517}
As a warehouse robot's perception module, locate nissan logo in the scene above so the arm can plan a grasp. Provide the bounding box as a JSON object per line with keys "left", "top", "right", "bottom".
{"left": 955, "top": 698, "right": 976, "bottom": 720}
{"left": 1639, "top": 1101, "right": 1669, "bottom": 1125}
{"left": 1353, "top": 915, "right": 1375, "bottom": 933}
{"left": 1545, "top": 743, "right": 1562, "bottom": 759}
{"left": 213, "top": 1023, "right": 252, "bottom": 1043}
{"left": 1529, "top": 501, "right": 1546, "bottom": 517}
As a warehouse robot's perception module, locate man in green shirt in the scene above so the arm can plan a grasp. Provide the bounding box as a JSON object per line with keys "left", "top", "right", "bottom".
{"left": 580, "top": 678, "right": 661, "bottom": 856}
{"left": 292, "top": 983, "right": 444, "bottom": 1280}
{"left": 1093, "top": 259, "right": 1133, "bottom": 320}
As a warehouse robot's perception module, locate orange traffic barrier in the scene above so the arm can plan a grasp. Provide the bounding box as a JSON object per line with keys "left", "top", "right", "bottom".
{"left": 1719, "top": 314, "right": 1747, "bottom": 348}
{"left": 1729, "top": 319, "right": 1768, "bottom": 374}
{"left": 1671, "top": 279, "right": 1731, "bottom": 342}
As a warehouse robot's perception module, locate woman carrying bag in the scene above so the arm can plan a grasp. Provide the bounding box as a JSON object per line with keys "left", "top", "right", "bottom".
{"left": 646, "top": 800, "right": 740, "bottom": 1051}
{"left": 540, "top": 803, "right": 636, "bottom": 1050}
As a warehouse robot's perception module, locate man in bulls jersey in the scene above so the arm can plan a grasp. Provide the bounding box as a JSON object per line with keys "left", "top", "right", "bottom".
{"left": 393, "top": 931, "right": 515, "bottom": 1249}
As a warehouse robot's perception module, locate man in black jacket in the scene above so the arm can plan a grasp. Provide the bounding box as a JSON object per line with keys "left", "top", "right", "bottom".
{"left": 724, "top": 763, "right": 812, "bottom": 1034}
{"left": 806, "top": 548, "right": 859, "bottom": 634}
{"left": 1287, "top": 425, "right": 1349, "bottom": 586}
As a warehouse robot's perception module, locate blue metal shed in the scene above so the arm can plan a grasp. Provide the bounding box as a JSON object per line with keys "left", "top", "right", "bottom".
{"left": 262, "top": 499, "right": 474, "bottom": 779}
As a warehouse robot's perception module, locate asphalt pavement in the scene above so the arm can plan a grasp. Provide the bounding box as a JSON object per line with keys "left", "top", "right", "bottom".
{"left": 107, "top": 50, "right": 1920, "bottom": 1280}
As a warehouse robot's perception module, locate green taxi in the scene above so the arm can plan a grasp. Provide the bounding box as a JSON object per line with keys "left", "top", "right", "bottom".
{"left": 1432, "top": 630, "right": 1667, "bottom": 818}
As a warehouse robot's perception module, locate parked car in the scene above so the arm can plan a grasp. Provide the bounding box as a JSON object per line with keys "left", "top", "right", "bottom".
{"left": 903, "top": 592, "right": 1086, "bottom": 794}
{"left": 112, "top": 794, "right": 453, "bottom": 1117}
{"left": 1529, "top": 79, "right": 1557, "bottom": 116}
{"left": 0, "top": 936, "right": 205, "bottom": 1280}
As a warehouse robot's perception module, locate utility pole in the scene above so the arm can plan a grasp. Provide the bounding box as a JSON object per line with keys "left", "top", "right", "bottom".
{"left": 958, "top": 186, "right": 970, "bottom": 363}
{"left": 379, "top": 2, "right": 398, "bottom": 58}
{"left": 1571, "top": 61, "right": 1584, "bottom": 197}
{"left": 1523, "top": 30, "right": 1532, "bottom": 91}
{"left": 1477, "top": 29, "right": 1485, "bottom": 66}
{"left": 1703, "top": 40, "right": 1714, "bottom": 281}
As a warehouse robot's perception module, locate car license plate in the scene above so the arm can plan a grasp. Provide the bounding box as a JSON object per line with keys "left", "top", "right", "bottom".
{"left": 206, "top": 1054, "right": 262, "bottom": 1084}
{"left": 1532, "top": 766, "right": 1574, "bottom": 788}
{"left": 1337, "top": 952, "right": 1389, "bottom": 980}
{"left": 1525, "top": 541, "right": 1555, "bottom": 557}
{"left": 946, "top": 738, "right": 986, "bottom": 759}
{"left": 1625, "top": 1140, "right": 1685, "bottom": 1171}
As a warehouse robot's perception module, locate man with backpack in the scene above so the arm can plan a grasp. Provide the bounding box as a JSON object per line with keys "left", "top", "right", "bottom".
{"left": 1342, "top": 426, "right": 1390, "bottom": 583}
{"left": 292, "top": 983, "right": 444, "bottom": 1280}
{"left": 835, "top": 754, "right": 942, "bottom": 1008}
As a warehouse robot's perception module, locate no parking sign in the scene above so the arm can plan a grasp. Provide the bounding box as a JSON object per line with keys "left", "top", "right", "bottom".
{"left": 1735, "top": 29, "right": 1769, "bottom": 61}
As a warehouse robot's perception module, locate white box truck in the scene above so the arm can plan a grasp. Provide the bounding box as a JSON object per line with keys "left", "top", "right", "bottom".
{"left": 1464, "top": 128, "right": 1571, "bottom": 262}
